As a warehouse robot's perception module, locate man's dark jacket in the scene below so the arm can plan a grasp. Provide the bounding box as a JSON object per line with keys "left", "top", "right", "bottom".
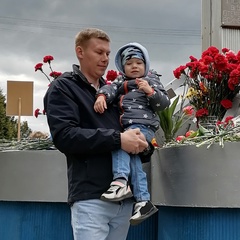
{"left": 44, "top": 65, "right": 122, "bottom": 204}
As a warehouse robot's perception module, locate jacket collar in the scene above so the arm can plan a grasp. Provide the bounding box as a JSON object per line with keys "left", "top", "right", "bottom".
{"left": 72, "top": 64, "right": 106, "bottom": 87}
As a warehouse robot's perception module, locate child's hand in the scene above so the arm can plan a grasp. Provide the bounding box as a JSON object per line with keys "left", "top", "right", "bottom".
{"left": 94, "top": 95, "right": 107, "bottom": 113}
{"left": 136, "top": 78, "right": 153, "bottom": 95}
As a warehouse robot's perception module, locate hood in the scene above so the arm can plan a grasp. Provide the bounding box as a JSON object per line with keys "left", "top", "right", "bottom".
{"left": 115, "top": 42, "right": 150, "bottom": 77}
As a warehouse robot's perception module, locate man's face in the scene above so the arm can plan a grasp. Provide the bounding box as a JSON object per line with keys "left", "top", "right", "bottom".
{"left": 124, "top": 58, "right": 145, "bottom": 79}
{"left": 78, "top": 38, "right": 110, "bottom": 81}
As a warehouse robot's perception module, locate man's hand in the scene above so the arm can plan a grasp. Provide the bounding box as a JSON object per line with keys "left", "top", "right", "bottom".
{"left": 120, "top": 128, "right": 148, "bottom": 154}
{"left": 94, "top": 95, "right": 107, "bottom": 114}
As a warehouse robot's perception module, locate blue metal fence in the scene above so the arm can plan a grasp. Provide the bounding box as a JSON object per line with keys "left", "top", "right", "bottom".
{"left": 1, "top": 202, "right": 240, "bottom": 240}
{"left": 0, "top": 202, "right": 72, "bottom": 240}
{"left": 158, "top": 206, "right": 240, "bottom": 240}
{"left": 0, "top": 201, "right": 158, "bottom": 240}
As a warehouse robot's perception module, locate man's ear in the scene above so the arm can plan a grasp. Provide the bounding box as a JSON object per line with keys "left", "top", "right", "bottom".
{"left": 76, "top": 46, "right": 84, "bottom": 59}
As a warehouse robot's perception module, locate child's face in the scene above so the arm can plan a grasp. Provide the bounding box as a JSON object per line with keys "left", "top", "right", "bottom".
{"left": 124, "top": 58, "right": 145, "bottom": 78}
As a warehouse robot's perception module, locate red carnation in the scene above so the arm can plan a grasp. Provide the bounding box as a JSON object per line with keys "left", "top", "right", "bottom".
{"left": 49, "top": 71, "right": 62, "bottom": 78}
{"left": 222, "top": 48, "right": 230, "bottom": 54}
{"left": 34, "top": 108, "right": 41, "bottom": 118}
{"left": 196, "top": 108, "right": 208, "bottom": 118}
{"left": 34, "top": 63, "right": 43, "bottom": 72}
{"left": 173, "top": 65, "right": 186, "bottom": 79}
{"left": 189, "top": 56, "right": 197, "bottom": 62}
{"left": 106, "top": 70, "right": 118, "bottom": 81}
{"left": 43, "top": 55, "right": 54, "bottom": 63}
{"left": 220, "top": 99, "right": 232, "bottom": 109}
{"left": 225, "top": 116, "right": 234, "bottom": 122}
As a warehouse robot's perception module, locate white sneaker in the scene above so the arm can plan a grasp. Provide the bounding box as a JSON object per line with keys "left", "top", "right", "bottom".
{"left": 130, "top": 201, "right": 158, "bottom": 225}
{"left": 101, "top": 181, "right": 133, "bottom": 202}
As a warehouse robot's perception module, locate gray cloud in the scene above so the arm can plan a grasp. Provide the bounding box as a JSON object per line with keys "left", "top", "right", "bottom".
{"left": 0, "top": 0, "right": 201, "bottom": 132}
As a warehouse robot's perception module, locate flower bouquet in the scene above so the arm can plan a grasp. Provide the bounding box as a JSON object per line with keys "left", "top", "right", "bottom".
{"left": 157, "top": 46, "right": 240, "bottom": 147}
{"left": 173, "top": 46, "right": 240, "bottom": 121}
{"left": 34, "top": 55, "right": 62, "bottom": 117}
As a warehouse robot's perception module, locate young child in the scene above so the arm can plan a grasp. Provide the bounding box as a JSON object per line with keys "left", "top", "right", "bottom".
{"left": 94, "top": 42, "right": 170, "bottom": 225}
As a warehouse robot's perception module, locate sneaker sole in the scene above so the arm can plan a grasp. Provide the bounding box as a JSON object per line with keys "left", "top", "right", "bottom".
{"left": 100, "top": 191, "right": 133, "bottom": 202}
{"left": 130, "top": 206, "right": 158, "bottom": 226}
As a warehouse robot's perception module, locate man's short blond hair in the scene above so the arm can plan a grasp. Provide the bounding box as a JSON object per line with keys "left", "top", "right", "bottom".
{"left": 75, "top": 28, "right": 110, "bottom": 48}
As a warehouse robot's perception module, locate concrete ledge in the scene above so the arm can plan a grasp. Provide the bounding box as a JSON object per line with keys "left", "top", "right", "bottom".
{"left": 0, "top": 150, "right": 68, "bottom": 202}
{"left": 151, "top": 142, "right": 240, "bottom": 207}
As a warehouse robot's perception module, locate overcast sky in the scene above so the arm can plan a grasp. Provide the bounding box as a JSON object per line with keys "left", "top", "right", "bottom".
{"left": 0, "top": 0, "right": 201, "bottom": 133}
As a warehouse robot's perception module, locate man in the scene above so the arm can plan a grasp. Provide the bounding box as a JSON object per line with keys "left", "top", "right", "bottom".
{"left": 44, "top": 28, "right": 150, "bottom": 240}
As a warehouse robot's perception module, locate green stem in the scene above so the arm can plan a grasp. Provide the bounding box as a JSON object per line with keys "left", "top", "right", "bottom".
{"left": 41, "top": 70, "right": 51, "bottom": 83}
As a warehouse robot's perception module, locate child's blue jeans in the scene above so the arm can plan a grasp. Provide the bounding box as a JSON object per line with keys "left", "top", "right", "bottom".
{"left": 112, "top": 124, "right": 155, "bottom": 202}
